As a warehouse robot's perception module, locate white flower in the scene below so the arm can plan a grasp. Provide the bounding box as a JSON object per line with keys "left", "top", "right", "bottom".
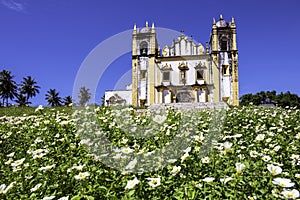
{"left": 220, "top": 177, "right": 233, "bottom": 184}
{"left": 35, "top": 105, "right": 44, "bottom": 112}
{"left": 267, "top": 164, "right": 282, "bottom": 176}
{"left": 11, "top": 158, "right": 25, "bottom": 167}
{"left": 181, "top": 152, "right": 189, "bottom": 163}
{"left": 0, "top": 184, "right": 5, "bottom": 194}
{"left": 272, "top": 189, "right": 280, "bottom": 198}
{"left": 125, "top": 158, "right": 137, "bottom": 170}
{"left": 274, "top": 145, "right": 281, "bottom": 152}
{"left": 60, "top": 121, "right": 69, "bottom": 126}
{"left": 113, "top": 153, "right": 122, "bottom": 159}
{"left": 58, "top": 196, "right": 69, "bottom": 200}
{"left": 167, "top": 159, "right": 177, "bottom": 163}
{"left": 7, "top": 152, "right": 15, "bottom": 157}
{"left": 170, "top": 166, "right": 181, "bottom": 176}
{"left": 291, "top": 154, "right": 299, "bottom": 160}
{"left": 121, "top": 147, "right": 134, "bottom": 154}
{"left": 34, "top": 137, "right": 43, "bottom": 143}
{"left": 153, "top": 115, "right": 166, "bottom": 124}
{"left": 236, "top": 162, "right": 246, "bottom": 174}
{"left": 5, "top": 158, "right": 13, "bottom": 165}
{"left": 255, "top": 134, "right": 265, "bottom": 141}
{"left": 184, "top": 146, "right": 192, "bottom": 153}
{"left": 146, "top": 176, "right": 161, "bottom": 188}
{"left": 39, "top": 164, "right": 56, "bottom": 171}
{"left": 125, "top": 177, "right": 140, "bottom": 189}
{"left": 203, "top": 177, "right": 215, "bottom": 182}
{"left": 250, "top": 150, "right": 259, "bottom": 158}
{"left": 262, "top": 155, "right": 271, "bottom": 162}
{"left": 42, "top": 196, "right": 56, "bottom": 200}
{"left": 266, "top": 138, "right": 272, "bottom": 143}
{"left": 121, "top": 138, "right": 128, "bottom": 144}
{"left": 272, "top": 178, "right": 295, "bottom": 188}
{"left": 281, "top": 189, "right": 299, "bottom": 199}
{"left": 194, "top": 134, "right": 205, "bottom": 142}
{"left": 74, "top": 172, "right": 90, "bottom": 180}
{"left": 201, "top": 157, "right": 210, "bottom": 164}
{"left": 248, "top": 196, "right": 257, "bottom": 200}
{"left": 295, "top": 174, "right": 300, "bottom": 179}
{"left": 71, "top": 165, "right": 85, "bottom": 171}
{"left": 223, "top": 141, "right": 233, "bottom": 152}
{"left": 0, "top": 182, "right": 16, "bottom": 194}
{"left": 30, "top": 183, "right": 42, "bottom": 192}
{"left": 238, "top": 154, "right": 245, "bottom": 160}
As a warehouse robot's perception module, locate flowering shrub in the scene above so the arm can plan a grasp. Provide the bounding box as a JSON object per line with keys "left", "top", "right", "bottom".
{"left": 0, "top": 105, "right": 299, "bottom": 199}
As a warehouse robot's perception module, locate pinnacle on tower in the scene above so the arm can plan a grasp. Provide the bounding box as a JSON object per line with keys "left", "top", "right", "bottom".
{"left": 213, "top": 18, "right": 216, "bottom": 25}
{"left": 151, "top": 22, "right": 155, "bottom": 33}
{"left": 220, "top": 14, "right": 223, "bottom": 20}
{"left": 134, "top": 23, "right": 136, "bottom": 31}
{"left": 146, "top": 21, "right": 148, "bottom": 28}
{"left": 230, "top": 17, "right": 236, "bottom": 28}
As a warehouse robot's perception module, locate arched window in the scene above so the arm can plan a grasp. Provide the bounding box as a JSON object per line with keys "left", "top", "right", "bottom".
{"left": 140, "top": 41, "right": 148, "bottom": 56}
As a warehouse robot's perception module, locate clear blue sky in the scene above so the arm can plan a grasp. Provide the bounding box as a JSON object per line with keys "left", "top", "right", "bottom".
{"left": 1, "top": 0, "right": 299, "bottom": 106}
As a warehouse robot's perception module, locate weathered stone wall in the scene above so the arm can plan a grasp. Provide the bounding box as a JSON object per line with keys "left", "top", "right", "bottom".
{"left": 149, "top": 102, "right": 229, "bottom": 111}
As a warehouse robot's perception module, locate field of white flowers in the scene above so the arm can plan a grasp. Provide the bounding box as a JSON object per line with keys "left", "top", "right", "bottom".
{"left": 0, "top": 105, "right": 299, "bottom": 199}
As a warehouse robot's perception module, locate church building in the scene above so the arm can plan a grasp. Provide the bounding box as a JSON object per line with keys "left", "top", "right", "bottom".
{"left": 105, "top": 15, "right": 239, "bottom": 106}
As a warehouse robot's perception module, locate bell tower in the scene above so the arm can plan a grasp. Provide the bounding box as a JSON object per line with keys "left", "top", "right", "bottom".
{"left": 132, "top": 22, "right": 158, "bottom": 107}
{"left": 210, "top": 15, "right": 239, "bottom": 105}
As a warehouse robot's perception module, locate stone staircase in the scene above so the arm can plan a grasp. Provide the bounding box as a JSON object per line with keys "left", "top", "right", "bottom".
{"left": 148, "top": 102, "right": 229, "bottom": 111}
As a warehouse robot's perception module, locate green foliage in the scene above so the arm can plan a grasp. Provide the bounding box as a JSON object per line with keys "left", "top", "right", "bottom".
{"left": 45, "top": 89, "right": 63, "bottom": 107}
{"left": 0, "top": 70, "right": 18, "bottom": 106}
{"left": 0, "top": 106, "right": 299, "bottom": 199}
{"left": 78, "top": 87, "right": 91, "bottom": 106}
{"left": 0, "top": 106, "right": 72, "bottom": 117}
{"left": 19, "top": 76, "right": 40, "bottom": 103}
{"left": 240, "top": 90, "right": 300, "bottom": 108}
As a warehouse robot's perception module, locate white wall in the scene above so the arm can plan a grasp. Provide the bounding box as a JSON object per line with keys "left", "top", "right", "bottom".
{"left": 105, "top": 90, "right": 132, "bottom": 106}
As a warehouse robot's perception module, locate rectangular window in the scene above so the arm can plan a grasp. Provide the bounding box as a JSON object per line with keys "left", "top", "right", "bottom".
{"left": 180, "top": 70, "right": 186, "bottom": 84}
{"left": 222, "top": 65, "right": 229, "bottom": 76}
{"left": 162, "top": 71, "right": 170, "bottom": 81}
{"left": 196, "top": 70, "right": 204, "bottom": 80}
{"left": 221, "top": 41, "right": 227, "bottom": 51}
{"left": 140, "top": 70, "right": 146, "bottom": 79}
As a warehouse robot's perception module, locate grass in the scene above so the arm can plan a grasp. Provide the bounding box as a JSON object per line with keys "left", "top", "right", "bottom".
{"left": 0, "top": 106, "right": 73, "bottom": 117}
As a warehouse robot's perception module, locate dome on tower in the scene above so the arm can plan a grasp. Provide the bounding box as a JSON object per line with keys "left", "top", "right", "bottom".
{"left": 216, "top": 14, "right": 229, "bottom": 28}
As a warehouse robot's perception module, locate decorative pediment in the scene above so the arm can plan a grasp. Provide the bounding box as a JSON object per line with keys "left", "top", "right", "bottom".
{"left": 178, "top": 62, "right": 189, "bottom": 70}
{"left": 195, "top": 61, "right": 206, "bottom": 70}
{"left": 161, "top": 63, "right": 172, "bottom": 71}
{"left": 108, "top": 94, "right": 126, "bottom": 105}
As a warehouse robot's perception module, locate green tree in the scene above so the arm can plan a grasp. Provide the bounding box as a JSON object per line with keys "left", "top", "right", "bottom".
{"left": 101, "top": 94, "right": 105, "bottom": 106}
{"left": 0, "top": 70, "right": 18, "bottom": 106}
{"left": 19, "top": 76, "right": 40, "bottom": 103}
{"left": 240, "top": 93, "right": 261, "bottom": 106}
{"left": 240, "top": 90, "right": 300, "bottom": 108}
{"left": 276, "top": 91, "right": 300, "bottom": 108}
{"left": 63, "top": 96, "right": 73, "bottom": 106}
{"left": 15, "top": 94, "right": 31, "bottom": 106}
{"left": 78, "top": 87, "right": 91, "bottom": 106}
{"left": 45, "top": 89, "right": 62, "bottom": 107}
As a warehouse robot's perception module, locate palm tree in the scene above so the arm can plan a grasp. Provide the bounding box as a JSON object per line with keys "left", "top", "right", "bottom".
{"left": 63, "top": 96, "right": 73, "bottom": 106}
{"left": 0, "top": 70, "right": 18, "bottom": 106}
{"left": 19, "top": 76, "right": 40, "bottom": 103}
{"left": 15, "top": 94, "right": 31, "bottom": 106}
{"left": 45, "top": 89, "right": 62, "bottom": 107}
{"left": 78, "top": 86, "right": 91, "bottom": 106}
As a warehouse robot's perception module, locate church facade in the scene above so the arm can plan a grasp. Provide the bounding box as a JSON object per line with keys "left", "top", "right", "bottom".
{"left": 105, "top": 15, "right": 239, "bottom": 106}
